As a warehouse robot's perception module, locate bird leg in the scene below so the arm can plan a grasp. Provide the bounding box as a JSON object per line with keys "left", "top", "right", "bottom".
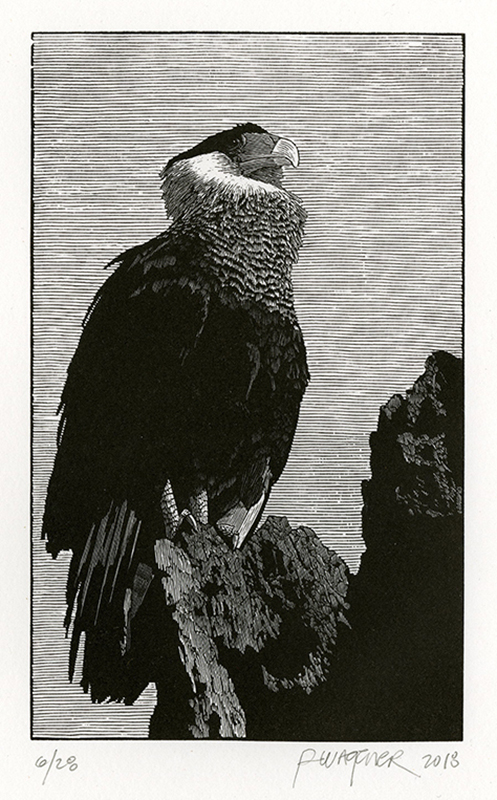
{"left": 160, "top": 479, "right": 180, "bottom": 538}
{"left": 188, "top": 488, "right": 209, "bottom": 525}
{"left": 122, "top": 480, "right": 202, "bottom": 652}
{"left": 161, "top": 480, "right": 208, "bottom": 538}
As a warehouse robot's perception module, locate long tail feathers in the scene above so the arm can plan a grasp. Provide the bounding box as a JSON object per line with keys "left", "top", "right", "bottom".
{"left": 66, "top": 499, "right": 141, "bottom": 682}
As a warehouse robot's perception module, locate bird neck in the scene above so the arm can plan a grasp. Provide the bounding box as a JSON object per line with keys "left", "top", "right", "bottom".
{"left": 162, "top": 153, "right": 306, "bottom": 317}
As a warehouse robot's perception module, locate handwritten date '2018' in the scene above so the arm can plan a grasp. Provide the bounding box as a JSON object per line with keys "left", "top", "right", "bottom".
{"left": 422, "top": 752, "right": 460, "bottom": 770}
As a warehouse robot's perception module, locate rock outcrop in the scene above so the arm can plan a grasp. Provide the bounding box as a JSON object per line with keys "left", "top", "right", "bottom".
{"left": 142, "top": 517, "right": 350, "bottom": 739}
{"left": 316, "top": 351, "right": 463, "bottom": 741}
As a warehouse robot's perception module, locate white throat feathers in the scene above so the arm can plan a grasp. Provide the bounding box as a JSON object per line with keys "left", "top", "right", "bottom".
{"left": 161, "top": 152, "right": 302, "bottom": 222}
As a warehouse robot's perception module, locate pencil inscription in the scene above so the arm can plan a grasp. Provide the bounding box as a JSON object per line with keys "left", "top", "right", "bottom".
{"left": 293, "top": 747, "right": 421, "bottom": 788}
{"left": 35, "top": 750, "right": 78, "bottom": 785}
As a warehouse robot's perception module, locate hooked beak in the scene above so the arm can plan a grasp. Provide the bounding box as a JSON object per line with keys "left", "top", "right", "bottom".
{"left": 240, "top": 137, "right": 300, "bottom": 170}
{"left": 270, "top": 137, "right": 300, "bottom": 168}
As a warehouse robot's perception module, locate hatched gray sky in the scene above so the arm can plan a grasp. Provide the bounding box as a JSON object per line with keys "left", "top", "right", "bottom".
{"left": 32, "top": 32, "right": 462, "bottom": 737}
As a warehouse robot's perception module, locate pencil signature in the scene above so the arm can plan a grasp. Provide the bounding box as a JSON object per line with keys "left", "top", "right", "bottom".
{"left": 293, "top": 747, "right": 420, "bottom": 788}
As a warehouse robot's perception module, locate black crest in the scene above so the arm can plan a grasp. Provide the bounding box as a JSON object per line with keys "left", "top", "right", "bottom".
{"left": 164, "top": 123, "right": 268, "bottom": 171}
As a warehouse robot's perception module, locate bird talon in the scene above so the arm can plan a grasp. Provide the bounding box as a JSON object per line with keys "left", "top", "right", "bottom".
{"left": 177, "top": 509, "right": 200, "bottom": 535}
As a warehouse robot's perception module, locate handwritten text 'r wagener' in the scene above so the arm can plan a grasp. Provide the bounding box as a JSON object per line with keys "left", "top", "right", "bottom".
{"left": 293, "top": 747, "right": 421, "bottom": 788}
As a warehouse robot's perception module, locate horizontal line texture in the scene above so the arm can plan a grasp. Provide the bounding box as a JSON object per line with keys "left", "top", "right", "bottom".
{"left": 32, "top": 32, "right": 463, "bottom": 738}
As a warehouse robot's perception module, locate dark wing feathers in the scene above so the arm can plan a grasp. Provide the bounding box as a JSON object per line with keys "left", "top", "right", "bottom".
{"left": 43, "top": 239, "right": 212, "bottom": 557}
{"left": 43, "top": 234, "right": 308, "bottom": 557}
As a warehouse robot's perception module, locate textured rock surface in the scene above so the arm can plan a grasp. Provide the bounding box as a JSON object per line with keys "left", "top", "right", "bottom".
{"left": 313, "top": 350, "right": 464, "bottom": 741}
{"left": 145, "top": 516, "right": 350, "bottom": 738}
{"left": 364, "top": 349, "right": 463, "bottom": 525}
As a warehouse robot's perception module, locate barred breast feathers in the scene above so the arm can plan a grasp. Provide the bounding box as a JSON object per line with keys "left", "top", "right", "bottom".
{"left": 160, "top": 153, "right": 306, "bottom": 317}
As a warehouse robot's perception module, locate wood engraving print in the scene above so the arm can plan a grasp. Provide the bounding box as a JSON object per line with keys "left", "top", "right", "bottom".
{"left": 32, "top": 33, "right": 463, "bottom": 739}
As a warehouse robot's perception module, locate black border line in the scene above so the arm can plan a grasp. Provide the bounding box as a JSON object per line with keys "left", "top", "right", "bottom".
{"left": 461, "top": 31, "right": 466, "bottom": 741}
{"left": 31, "top": 30, "right": 466, "bottom": 742}
{"left": 32, "top": 30, "right": 464, "bottom": 36}
{"left": 30, "top": 34, "right": 34, "bottom": 742}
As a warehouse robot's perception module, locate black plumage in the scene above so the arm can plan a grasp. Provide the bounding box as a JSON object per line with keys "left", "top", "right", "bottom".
{"left": 42, "top": 124, "right": 309, "bottom": 696}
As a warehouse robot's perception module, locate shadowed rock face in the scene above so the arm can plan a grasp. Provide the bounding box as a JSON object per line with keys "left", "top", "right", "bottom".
{"left": 317, "top": 350, "right": 463, "bottom": 742}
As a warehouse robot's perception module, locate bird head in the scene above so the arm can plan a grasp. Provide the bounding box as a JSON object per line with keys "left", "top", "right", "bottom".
{"left": 164, "top": 123, "right": 300, "bottom": 189}
{"left": 161, "top": 122, "right": 300, "bottom": 217}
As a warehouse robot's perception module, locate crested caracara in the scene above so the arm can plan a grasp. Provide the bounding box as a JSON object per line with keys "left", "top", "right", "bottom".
{"left": 42, "top": 123, "right": 309, "bottom": 692}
